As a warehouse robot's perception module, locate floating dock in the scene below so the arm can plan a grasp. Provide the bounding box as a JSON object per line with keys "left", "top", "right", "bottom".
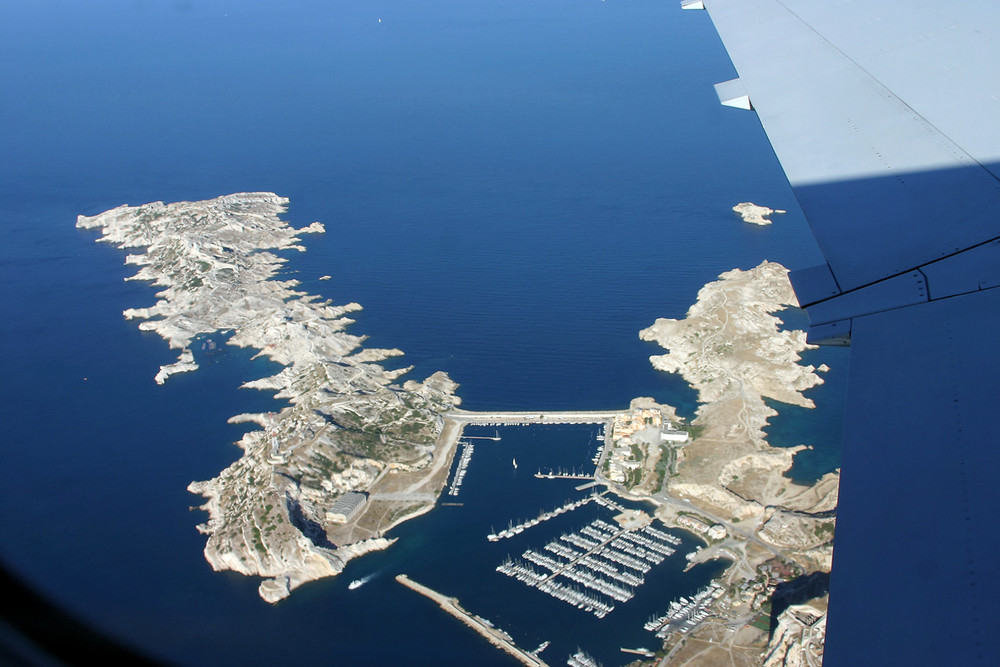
{"left": 463, "top": 430, "right": 501, "bottom": 441}
{"left": 497, "top": 518, "right": 686, "bottom": 618}
{"left": 534, "top": 468, "right": 593, "bottom": 481}
{"left": 447, "top": 442, "right": 474, "bottom": 496}
{"left": 488, "top": 494, "right": 600, "bottom": 541}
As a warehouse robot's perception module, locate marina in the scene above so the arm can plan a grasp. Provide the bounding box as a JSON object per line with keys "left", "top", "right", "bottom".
{"left": 644, "top": 583, "right": 725, "bottom": 638}
{"left": 497, "top": 516, "right": 688, "bottom": 619}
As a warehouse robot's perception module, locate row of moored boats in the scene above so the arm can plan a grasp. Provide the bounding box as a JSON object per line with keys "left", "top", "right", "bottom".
{"left": 447, "top": 442, "right": 474, "bottom": 496}
{"left": 496, "top": 518, "right": 686, "bottom": 619}
{"left": 486, "top": 494, "right": 598, "bottom": 541}
{"left": 643, "top": 582, "right": 724, "bottom": 637}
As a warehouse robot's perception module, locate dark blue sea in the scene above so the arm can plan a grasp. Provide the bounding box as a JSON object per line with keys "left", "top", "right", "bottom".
{"left": 0, "top": 1, "right": 847, "bottom": 665}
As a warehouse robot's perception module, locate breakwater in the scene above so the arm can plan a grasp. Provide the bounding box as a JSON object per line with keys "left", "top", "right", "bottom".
{"left": 396, "top": 574, "right": 548, "bottom": 667}
{"left": 446, "top": 410, "right": 619, "bottom": 426}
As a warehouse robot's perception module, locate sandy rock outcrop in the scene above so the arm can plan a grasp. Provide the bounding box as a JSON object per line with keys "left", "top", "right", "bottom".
{"left": 733, "top": 202, "right": 786, "bottom": 225}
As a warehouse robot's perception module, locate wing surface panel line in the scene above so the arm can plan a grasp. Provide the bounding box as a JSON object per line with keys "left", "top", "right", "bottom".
{"left": 797, "top": 232, "right": 1000, "bottom": 309}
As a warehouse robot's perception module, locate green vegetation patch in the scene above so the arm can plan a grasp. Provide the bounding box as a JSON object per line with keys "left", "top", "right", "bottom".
{"left": 652, "top": 446, "right": 671, "bottom": 490}
{"left": 684, "top": 424, "right": 706, "bottom": 439}
{"left": 251, "top": 526, "right": 265, "bottom": 554}
{"left": 814, "top": 521, "right": 836, "bottom": 541}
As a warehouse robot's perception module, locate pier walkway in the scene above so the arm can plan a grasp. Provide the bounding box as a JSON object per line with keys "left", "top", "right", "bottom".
{"left": 396, "top": 575, "right": 548, "bottom": 667}
{"left": 488, "top": 494, "right": 600, "bottom": 541}
{"left": 536, "top": 525, "right": 629, "bottom": 587}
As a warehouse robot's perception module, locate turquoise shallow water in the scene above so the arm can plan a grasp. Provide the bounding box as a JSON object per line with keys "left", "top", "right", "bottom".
{"left": 0, "top": 1, "right": 843, "bottom": 664}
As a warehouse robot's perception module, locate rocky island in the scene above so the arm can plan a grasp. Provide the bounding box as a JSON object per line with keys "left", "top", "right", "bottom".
{"left": 629, "top": 261, "right": 837, "bottom": 665}
{"left": 733, "top": 202, "right": 786, "bottom": 225}
{"left": 78, "top": 193, "right": 461, "bottom": 602}
{"left": 639, "top": 262, "right": 838, "bottom": 540}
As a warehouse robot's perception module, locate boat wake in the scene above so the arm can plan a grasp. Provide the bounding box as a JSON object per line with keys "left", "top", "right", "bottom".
{"left": 348, "top": 573, "right": 376, "bottom": 590}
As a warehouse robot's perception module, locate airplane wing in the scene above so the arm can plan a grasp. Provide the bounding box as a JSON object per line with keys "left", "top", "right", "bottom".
{"left": 685, "top": 1, "right": 1000, "bottom": 663}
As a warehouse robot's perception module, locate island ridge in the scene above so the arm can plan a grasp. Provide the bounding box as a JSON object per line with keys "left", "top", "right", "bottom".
{"left": 78, "top": 193, "right": 461, "bottom": 602}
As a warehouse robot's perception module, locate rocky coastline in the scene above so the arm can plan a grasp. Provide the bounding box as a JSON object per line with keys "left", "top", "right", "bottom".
{"left": 637, "top": 261, "right": 837, "bottom": 665}
{"left": 79, "top": 193, "right": 460, "bottom": 602}
{"left": 732, "top": 202, "right": 786, "bottom": 225}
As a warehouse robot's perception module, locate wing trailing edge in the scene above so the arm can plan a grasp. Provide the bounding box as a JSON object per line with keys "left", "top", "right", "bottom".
{"left": 688, "top": 1, "right": 1000, "bottom": 664}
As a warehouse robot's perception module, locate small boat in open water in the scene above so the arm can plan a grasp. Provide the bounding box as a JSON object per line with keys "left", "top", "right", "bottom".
{"left": 348, "top": 575, "right": 373, "bottom": 590}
